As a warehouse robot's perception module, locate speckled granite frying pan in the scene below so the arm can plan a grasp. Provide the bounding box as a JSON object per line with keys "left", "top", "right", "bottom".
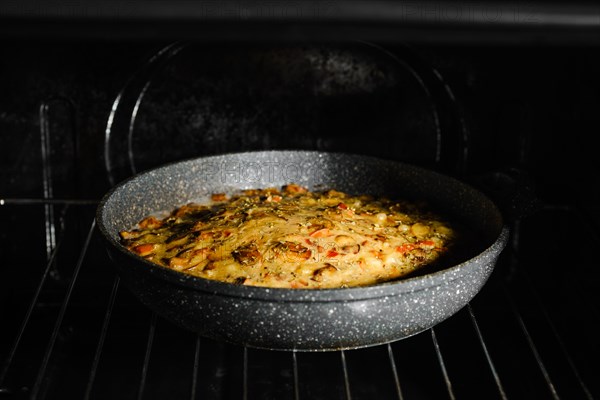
{"left": 96, "top": 150, "right": 509, "bottom": 351}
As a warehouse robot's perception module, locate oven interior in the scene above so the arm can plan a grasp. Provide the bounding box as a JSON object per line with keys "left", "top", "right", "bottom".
{"left": 1, "top": 37, "right": 599, "bottom": 399}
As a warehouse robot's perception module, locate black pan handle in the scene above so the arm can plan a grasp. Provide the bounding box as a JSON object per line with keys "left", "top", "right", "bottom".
{"left": 467, "top": 167, "right": 541, "bottom": 223}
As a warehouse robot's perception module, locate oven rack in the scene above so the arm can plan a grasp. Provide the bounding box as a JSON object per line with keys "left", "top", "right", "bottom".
{"left": 0, "top": 200, "right": 596, "bottom": 399}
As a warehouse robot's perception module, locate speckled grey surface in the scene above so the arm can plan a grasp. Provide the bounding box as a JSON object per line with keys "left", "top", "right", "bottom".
{"left": 96, "top": 150, "right": 509, "bottom": 351}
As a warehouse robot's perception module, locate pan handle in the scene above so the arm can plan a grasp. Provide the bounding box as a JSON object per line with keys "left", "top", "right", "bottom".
{"left": 467, "top": 167, "right": 541, "bottom": 223}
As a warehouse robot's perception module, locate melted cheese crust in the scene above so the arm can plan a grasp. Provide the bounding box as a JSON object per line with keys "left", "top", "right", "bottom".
{"left": 119, "top": 184, "right": 456, "bottom": 289}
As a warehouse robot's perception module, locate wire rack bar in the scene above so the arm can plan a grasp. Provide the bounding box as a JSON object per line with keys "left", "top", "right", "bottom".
{"left": 0, "top": 198, "right": 99, "bottom": 206}
{"left": 292, "top": 351, "right": 300, "bottom": 400}
{"left": 40, "top": 102, "right": 56, "bottom": 262}
{"left": 502, "top": 286, "right": 560, "bottom": 399}
{"left": 137, "top": 313, "right": 158, "bottom": 400}
{"left": 83, "top": 276, "right": 121, "bottom": 400}
{"left": 190, "top": 334, "right": 201, "bottom": 400}
{"left": 431, "top": 328, "right": 456, "bottom": 400}
{"left": 30, "top": 220, "right": 96, "bottom": 399}
{"left": 520, "top": 270, "right": 594, "bottom": 399}
{"left": 0, "top": 232, "right": 66, "bottom": 387}
{"left": 467, "top": 303, "right": 508, "bottom": 400}
{"left": 387, "top": 343, "right": 404, "bottom": 400}
{"left": 340, "top": 350, "right": 352, "bottom": 400}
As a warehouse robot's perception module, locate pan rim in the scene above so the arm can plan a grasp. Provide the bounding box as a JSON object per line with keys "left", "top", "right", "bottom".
{"left": 97, "top": 149, "right": 508, "bottom": 303}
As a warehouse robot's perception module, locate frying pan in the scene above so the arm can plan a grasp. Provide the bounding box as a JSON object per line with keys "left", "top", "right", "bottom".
{"left": 96, "top": 150, "right": 508, "bottom": 351}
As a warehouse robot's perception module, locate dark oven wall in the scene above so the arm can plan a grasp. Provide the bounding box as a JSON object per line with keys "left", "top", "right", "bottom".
{"left": 1, "top": 38, "right": 600, "bottom": 399}
{"left": 2, "top": 41, "right": 600, "bottom": 219}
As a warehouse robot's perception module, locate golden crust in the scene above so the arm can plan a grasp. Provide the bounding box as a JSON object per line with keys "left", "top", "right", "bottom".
{"left": 120, "top": 185, "right": 457, "bottom": 289}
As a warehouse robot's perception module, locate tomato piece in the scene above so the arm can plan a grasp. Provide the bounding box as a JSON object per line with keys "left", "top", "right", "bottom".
{"left": 133, "top": 243, "right": 156, "bottom": 256}
{"left": 310, "top": 228, "right": 331, "bottom": 238}
{"left": 395, "top": 244, "right": 416, "bottom": 254}
{"left": 139, "top": 216, "right": 162, "bottom": 229}
{"left": 211, "top": 193, "right": 228, "bottom": 202}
